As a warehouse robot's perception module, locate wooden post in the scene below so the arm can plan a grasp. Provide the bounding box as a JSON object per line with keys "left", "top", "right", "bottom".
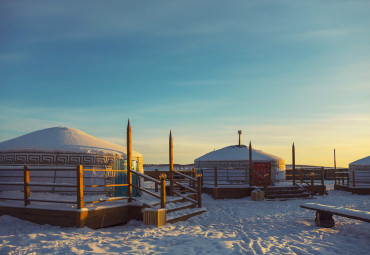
{"left": 353, "top": 170, "right": 355, "bottom": 187}
{"left": 249, "top": 141, "right": 253, "bottom": 186}
{"left": 159, "top": 173, "right": 166, "bottom": 209}
{"left": 214, "top": 166, "right": 218, "bottom": 188}
{"left": 342, "top": 170, "right": 344, "bottom": 185}
{"left": 334, "top": 149, "right": 337, "bottom": 185}
{"left": 300, "top": 169, "right": 303, "bottom": 183}
{"left": 155, "top": 169, "right": 159, "bottom": 192}
{"left": 264, "top": 174, "right": 269, "bottom": 199}
{"left": 292, "top": 143, "right": 296, "bottom": 185}
{"left": 127, "top": 120, "right": 132, "bottom": 202}
{"left": 197, "top": 173, "right": 202, "bottom": 208}
{"left": 191, "top": 168, "right": 197, "bottom": 189}
{"left": 77, "top": 165, "right": 84, "bottom": 209}
{"left": 23, "top": 165, "right": 30, "bottom": 206}
{"left": 310, "top": 172, "right": 315, "bottom": 196}
{"left": 169, "top": 131, "right": 174, "bottom": 196}
{"left": 321, "top": 167, "right": 325, "bottom": 185}
{"left": 201, "top": 169, "right": 204, "bottom": 185}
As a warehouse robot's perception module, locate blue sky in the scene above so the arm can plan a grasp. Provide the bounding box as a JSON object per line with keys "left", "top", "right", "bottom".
{"left": 1, "top": 0, "right": 369, "bottom": 166}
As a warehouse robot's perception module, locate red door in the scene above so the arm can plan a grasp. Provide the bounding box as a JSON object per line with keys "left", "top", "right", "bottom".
{"left": 253, "top": 162, "right": 271, "bottom": 186}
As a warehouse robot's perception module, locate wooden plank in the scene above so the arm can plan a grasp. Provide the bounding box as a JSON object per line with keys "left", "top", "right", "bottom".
{"left": 300, "top": 203, "right": 370, "bottom": 223}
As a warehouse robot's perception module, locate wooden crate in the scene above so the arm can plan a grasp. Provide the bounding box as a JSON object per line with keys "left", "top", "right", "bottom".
{"left": 143, "top": 208, "right": 166, "bottom": 227}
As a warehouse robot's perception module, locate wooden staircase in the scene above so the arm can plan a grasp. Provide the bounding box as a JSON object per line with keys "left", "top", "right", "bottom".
{"left": 166, "top": 170, "right": 206, "bottom": 223}
{"left": 133, "top": 169, "right": 206, "bottom": 225}
{"left": 265, "top": 185, "right": 311, "bottom": 200}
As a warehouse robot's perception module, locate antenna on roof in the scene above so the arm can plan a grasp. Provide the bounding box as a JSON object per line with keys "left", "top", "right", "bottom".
{"left": 238, "top": 130, "right": 242, "bottom": 147}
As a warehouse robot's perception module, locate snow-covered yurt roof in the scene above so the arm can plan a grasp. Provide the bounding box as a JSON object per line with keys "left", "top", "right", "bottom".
{"left": 349, "top": 156, "right": 370, "bottom": 166}
{"left": 194, "top": 145, "right": 283, "bottom": 162}
{"left": 0, "top": 127, "right": 142, "bottom": 158}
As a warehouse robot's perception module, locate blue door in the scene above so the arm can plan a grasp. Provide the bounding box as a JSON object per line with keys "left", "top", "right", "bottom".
{"left": 114, "top": 159, "right": 138, "bottom": 197}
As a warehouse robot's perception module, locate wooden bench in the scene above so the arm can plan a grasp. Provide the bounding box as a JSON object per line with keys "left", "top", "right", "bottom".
{"left": 300, "top": 203, "right": 370, "bottom": 228}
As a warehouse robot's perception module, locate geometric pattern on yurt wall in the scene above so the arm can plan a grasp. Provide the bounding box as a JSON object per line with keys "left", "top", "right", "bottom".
{"left": 0, "top": 152, "right": 120, "bottom": 196}
{"left": 0, "top": 152, "right": 116, "bottom": 167}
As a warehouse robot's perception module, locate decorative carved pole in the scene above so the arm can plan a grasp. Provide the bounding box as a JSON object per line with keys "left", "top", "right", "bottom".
{"left": 292, "top": 143, "right": 296, "bottom": 186}
{"left": 169, "top": 131, "right": 174, "bottom": 196}
{"left": 127, "top": 119, "right": 132, "bottom": 202}
{"left": 249, "top": 141, "right": 253, "bottom": 186}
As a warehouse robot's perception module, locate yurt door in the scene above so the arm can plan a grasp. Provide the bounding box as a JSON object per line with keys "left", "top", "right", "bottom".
{"left": 253, "top": 162, "right": 271, "bottom": 186}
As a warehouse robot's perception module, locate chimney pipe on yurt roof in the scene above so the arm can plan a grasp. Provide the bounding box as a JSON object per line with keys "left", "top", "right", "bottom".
{"left": 238, "top": 130, "right": 242, "bottom": 147}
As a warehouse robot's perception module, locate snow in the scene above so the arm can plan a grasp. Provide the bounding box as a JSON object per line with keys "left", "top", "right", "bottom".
{"left": 1, "top": 181, "right": 369, "bottom": 254}
{"left": 194, "top": 145, "right": 283, "bottom": 162}
{"left": 0, "top": 127, "right": 142, "bottom": 158}
{"left": 350, "top": 156, "right": 370, "bottom": 166}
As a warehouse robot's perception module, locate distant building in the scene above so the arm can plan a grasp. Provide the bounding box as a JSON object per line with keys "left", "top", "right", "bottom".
{"left": 0, "top": 127, "right": 143, "bottom": 195}
{"left": 194, "top": 145, "right": 285, "bottom": 186}
{"left": 349, "top": 156, "right": 370, "bottom": 187}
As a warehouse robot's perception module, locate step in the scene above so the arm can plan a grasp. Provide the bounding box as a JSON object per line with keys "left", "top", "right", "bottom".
{"left": 267, "top": 192, "right": 310, "bottom": 199}
{"left": 267, "top": 189, "right": 306, "bottom": 195}
{"left": 166, "top": 202, "right": 196, "bottom": 213}
{"left": 166, "top": 207, "right": 207, "bottom": 224}
{"left": 267, "top": 186, "right": 302, "bottom": 191}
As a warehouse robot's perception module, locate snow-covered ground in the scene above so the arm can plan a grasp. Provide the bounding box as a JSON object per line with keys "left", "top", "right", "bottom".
{"left": 1, "top": 181, "right": 369, "bottom": 254}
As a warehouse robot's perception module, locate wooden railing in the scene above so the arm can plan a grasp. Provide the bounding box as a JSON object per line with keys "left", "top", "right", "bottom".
{"left": 172, "top": 169, "right": 202, "bottom": 208}
{"left": 0, "top": 165, "right": 168, "bottom": 209}
{"left": 334, "top": 169, "right": 349, "bottom": 186}
{"left": 129, "top": 170, "right": 167, "bottom": 208}
{"left": 152, "top": 168, "right": 202, "bottom": 208}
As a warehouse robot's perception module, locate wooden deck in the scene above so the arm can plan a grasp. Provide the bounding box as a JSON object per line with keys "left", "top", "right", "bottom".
{"left": 0, "top": 202, "right": 143, "bottom": 229}
{"left": 334, "top": 184, "right": 370, "bottom": 195}
{"left": 202, "top": 183, "right": 326, "bottom": 199}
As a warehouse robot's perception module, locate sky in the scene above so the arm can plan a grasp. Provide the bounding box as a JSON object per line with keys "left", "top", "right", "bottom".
{"left": 0, "top": 0, "right": 369, "bottom": 167}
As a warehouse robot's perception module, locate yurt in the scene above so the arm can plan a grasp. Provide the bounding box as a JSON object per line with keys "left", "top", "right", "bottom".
{"left": 349, "top": 156, "right": 370, "bottom": 187}
{"left": 0, "top": 127, "right": 143, "bottom": 196}
{"left": 194, "top": 145, "right": 285, "bottom": 186}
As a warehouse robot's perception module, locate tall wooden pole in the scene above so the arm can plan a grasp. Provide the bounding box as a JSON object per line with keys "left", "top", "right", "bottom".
{"left": 249, "top": 141, "right": 253, "bottom": 186}
{"left": 169, "top": 130, "right": 174, "bottom": 196}
{"left": 334, "top": 149, "right": 337, "bottom": 185}
{"left": 127, "top": 119, "right": 132, "bottom": 202}
{"left": 292, "top": 143, "right": 296, "bottom": 186}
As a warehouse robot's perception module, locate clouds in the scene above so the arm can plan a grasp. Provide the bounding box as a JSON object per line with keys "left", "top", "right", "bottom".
{"left": 0, "top": 0, "right": 369, "bottom": 166}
